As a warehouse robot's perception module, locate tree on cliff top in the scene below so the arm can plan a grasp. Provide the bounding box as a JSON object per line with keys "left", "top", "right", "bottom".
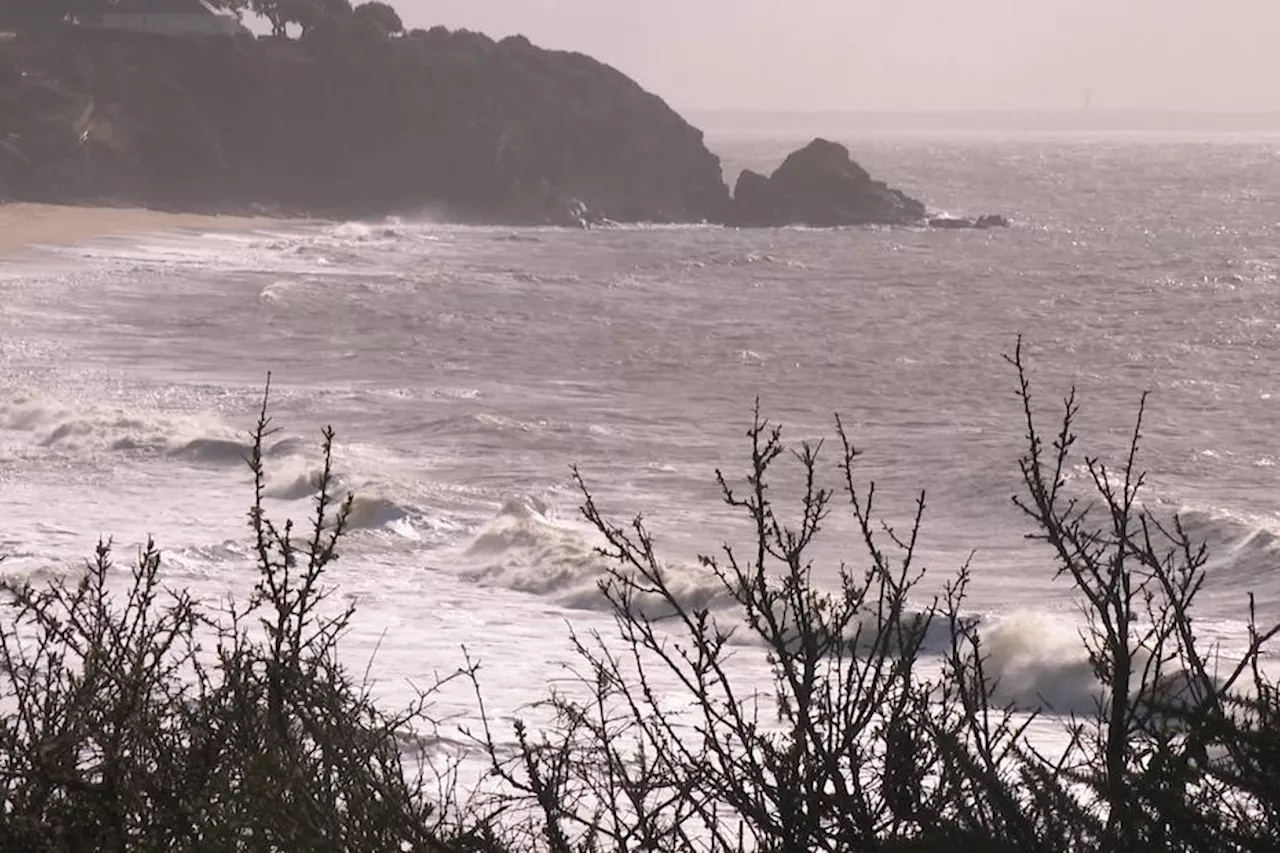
{"left": 352, "top": 1, "right": 403, "bottom": 37}
{"left": 209, "top": 0, "right": 403, "bottom": 40}
{"left": 250, "top": 0, "right": 354, "bottom": 38}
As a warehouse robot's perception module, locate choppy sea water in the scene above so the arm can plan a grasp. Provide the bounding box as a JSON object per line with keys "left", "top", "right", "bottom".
{"left": 2, "top": 130, "right": 1280, "bottom": 759}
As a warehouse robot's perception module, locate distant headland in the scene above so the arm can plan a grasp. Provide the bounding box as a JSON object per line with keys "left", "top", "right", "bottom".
{"left": 0, "top": 1, "right": 1004, "bottom": 229}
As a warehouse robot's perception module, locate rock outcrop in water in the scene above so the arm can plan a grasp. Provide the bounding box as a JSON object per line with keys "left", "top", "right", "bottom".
{"left": 726, "top": 138, "right": 927, "bottom": 228}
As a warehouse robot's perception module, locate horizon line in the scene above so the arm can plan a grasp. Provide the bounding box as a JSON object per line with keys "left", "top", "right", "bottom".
{"left": 680, "top": 107, "right": 1280, "bottom": 117}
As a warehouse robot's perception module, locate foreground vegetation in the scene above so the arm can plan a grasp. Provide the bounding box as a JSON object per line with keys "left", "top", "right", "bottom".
{"left": 1, "top": 345, "right": 1277, "bottom": 852}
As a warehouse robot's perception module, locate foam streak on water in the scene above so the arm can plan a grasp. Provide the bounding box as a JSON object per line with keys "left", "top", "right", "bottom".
{"left": 2, "top": 135, "right": 1280, "bottom": 750}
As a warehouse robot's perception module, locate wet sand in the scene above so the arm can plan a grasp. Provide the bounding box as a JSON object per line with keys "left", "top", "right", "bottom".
{"left": 0, "top": 203, "right": 289, "bottom": 260}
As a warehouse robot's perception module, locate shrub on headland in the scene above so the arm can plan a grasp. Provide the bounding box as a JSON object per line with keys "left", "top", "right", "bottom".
{"left": 1, "top": 346, "right": 1277, "bottom": 852}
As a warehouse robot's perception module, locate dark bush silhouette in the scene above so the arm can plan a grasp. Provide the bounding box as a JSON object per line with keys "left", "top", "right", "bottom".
{"left": 0, "top": 382, "right": 460, "bottom": 852}
{"left": 462, "top": 338, "right": 1280, "bottom": 853}
{"left": 1, "top": 346, "right": 1277, "bottom": 851}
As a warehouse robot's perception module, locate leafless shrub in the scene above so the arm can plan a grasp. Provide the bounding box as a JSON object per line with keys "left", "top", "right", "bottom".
{"left": 0, "top": 380, "right": 460, "bottom": 852}
{"left": 462, "top": 338, "right": 1280, "bottom": 853}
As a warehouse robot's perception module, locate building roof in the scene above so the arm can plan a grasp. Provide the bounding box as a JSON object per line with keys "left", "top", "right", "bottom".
{"left": 105, "top": 0, "right": 223, "bottom": 15}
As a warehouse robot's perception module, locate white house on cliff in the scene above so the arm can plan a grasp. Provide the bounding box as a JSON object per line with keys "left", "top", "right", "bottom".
{"left": 90, "top": 0, "right": 247, "bottom": 37}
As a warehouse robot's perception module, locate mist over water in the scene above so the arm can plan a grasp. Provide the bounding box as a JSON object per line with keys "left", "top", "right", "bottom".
{"left": 2, "top": 131, "right": 1280, "bottom": 736}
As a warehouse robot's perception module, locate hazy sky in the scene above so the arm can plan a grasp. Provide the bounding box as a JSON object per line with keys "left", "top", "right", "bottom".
{"left": 394, "top": 1, "right": 1280, "bottom": 113}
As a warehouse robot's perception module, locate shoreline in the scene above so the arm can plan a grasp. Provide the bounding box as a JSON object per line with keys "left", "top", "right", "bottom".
{"left": 0, "top": 202, "right": 298, "bottom": 262}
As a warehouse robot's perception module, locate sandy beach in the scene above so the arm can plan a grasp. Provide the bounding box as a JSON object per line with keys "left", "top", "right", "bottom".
{"left": 0, "top": 203, "right": 290, "bottom": 261}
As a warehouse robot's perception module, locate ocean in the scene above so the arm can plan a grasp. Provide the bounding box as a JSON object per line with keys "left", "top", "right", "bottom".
{"left": 2, "top": 127, "right": 1279, "bottom": 759}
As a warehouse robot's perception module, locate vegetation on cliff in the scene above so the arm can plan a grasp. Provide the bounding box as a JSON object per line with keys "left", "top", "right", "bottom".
{"left": 1, "top": 0, "right": 402, "bottom": 39}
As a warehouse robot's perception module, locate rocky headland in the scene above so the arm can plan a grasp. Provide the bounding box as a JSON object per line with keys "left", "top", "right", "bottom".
{"left": 0, "top": 22, "right": 1003, "bottom": 229}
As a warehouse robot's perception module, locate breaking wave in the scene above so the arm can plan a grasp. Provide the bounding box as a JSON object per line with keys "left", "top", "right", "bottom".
{"left": 971, "top": 610, "right": 1251, "bottom": 717}
{"left": 260, "top": 456, "right": 419, "bottom": 537}
{"left": 724, "top": 603, "right": 1253, "bottom": 718}
{"left": 331, "top": 220, "right": 406, "bottom": 242}
{"left": 0, "top": 392, "right": 286, "bottom": 465}
{"left": 1173, "top": 504, "right": 1280, "bottom": 593}
{"left": 457, "top": 495, "right": 727, "bottom": 615}
{"left": 1044, "top": 475, "right": 1280, "bottom": 597}
{"left": 724, "top": 603, "right": 970, "bottom": 660}
{"left": 974, "top": 611, "right": 1100, "bottom": 714}
{"left": 345, "top": 495, "right": 413, "bottom": 531}
{"left": 263, "top": 457, "right": 350, "bottom": 501}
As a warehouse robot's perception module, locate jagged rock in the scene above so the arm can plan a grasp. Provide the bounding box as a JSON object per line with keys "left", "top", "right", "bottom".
{"left": 725, "top": 138, "right": 926, "bottom": 227}
{"left": 729, "top": 169, "right": 778, "bottom": 225}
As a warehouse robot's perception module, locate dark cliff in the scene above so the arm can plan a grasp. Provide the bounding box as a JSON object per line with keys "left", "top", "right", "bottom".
{"left": 0, "top": 25, "right": 731, "bottom": 224}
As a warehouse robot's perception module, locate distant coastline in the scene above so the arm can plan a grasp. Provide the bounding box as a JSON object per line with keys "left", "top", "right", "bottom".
{"left": 688, "top": 108, "right": 1280, "bottom": 137}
